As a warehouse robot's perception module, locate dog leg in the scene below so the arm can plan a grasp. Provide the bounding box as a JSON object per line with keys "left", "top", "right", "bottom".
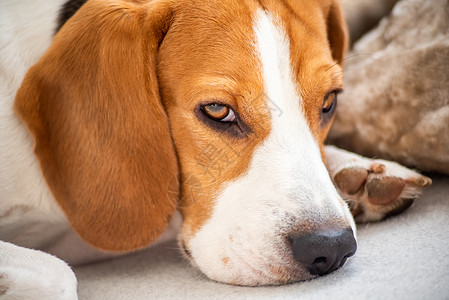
{"left": 325, "top": 146, "right": 432, "bottom": 222}
{"left": 0, "top": 241, "right": 78, "bottom": 300}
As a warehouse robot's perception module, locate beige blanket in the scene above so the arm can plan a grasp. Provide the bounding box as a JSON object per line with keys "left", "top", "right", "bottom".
{"left": 329, "top": 0, "right": 449, "bottom": 174}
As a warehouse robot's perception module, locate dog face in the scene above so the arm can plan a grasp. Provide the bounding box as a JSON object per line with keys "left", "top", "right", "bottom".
{"left": 158, "top": 0, "right": 355, "bottom": 285}
{"left": 15, "top": 0, "right": 355, "bottom": 286}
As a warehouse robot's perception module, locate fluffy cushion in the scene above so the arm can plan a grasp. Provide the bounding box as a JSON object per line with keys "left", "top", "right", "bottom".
{"left": 329, "top": 0, "right": 449, "bottom": 174}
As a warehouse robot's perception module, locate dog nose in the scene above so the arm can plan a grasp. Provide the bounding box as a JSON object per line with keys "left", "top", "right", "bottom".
{"left": 291, "top": 228, "right": 357, "bottom": 276}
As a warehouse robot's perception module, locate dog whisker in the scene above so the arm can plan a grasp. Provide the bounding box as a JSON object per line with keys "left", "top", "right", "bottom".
{"left": 326, "top": 53, "right": 374, "bottom": 71}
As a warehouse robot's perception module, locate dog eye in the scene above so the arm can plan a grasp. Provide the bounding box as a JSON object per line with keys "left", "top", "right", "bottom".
{"left": 322, "top": 91, "right": 338, "bottom": 114}
{"left": 202, "top": 104, "right": 236, "bottom": 122}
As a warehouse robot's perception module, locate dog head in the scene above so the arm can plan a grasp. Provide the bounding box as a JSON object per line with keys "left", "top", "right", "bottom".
{"left": 15, "top": 0, "right": 355, "bottom": 285}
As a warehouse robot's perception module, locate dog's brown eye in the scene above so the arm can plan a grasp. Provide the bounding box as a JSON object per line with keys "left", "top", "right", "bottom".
{"left": 202, "top": 104, "right": 235, "bottom": 122}
{"left": 322, "top": 91, "right": 337, "bottom": 114}
{"left": 196, "top": 102, "right": 247, "bottom": 137}
{"left": 320, "top": 90, "right": 341, "bottom": 126}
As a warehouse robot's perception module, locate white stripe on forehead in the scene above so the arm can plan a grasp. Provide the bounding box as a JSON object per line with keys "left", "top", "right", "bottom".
{"left": 253, "top": 10, "right": 319, "bottom": 162}
{"left": 253, "top": 9, "right": 303, "bottom": 125}
{"left": 252, "top": 9, "right": 318, "bottom": 148}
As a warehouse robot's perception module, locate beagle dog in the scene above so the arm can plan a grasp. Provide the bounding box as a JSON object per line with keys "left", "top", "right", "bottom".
{"left": 0, "top": 0, "right": 431, "bottom": 298}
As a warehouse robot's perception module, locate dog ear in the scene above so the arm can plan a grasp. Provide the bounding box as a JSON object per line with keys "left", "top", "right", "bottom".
{"left": 14, "top": 0, "right": 179, "bottom": 251}
{"left": 326, "top": 0, "right": 349, "bottom": 65}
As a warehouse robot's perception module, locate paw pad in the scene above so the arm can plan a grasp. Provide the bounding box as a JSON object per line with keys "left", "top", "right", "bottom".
{"left": 366, "top": 176, "right": 405, "bottom": 205}
{"left": 334, "top": 168, "right": 368, "bottom": 195}
{"left": 370, "top": 163, "right": 385, "bottom": 174}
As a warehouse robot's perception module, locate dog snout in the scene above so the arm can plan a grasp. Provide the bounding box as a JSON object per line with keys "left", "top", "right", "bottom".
{"left": 291, "top": 228, "right": 357, "bottom": 276}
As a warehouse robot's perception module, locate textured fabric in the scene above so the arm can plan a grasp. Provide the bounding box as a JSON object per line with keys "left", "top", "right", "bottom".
{"left": 75, "top": 174, "right": 449, "bottom": 300}
{"left": 328, "top": 0, "right": 449, "bottom": 174}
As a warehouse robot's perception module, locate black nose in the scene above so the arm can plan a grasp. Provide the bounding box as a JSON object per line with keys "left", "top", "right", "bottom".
{"left": 291, "top": 228, "right": 357, "bottom": 276}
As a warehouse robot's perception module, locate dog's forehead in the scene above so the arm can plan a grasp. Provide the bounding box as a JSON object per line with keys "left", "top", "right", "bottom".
{"left": 159, "top": 0, "right": 261, "bottom": 97}
{"left": 160, "top": 0, "right": 339, "bottom": 115}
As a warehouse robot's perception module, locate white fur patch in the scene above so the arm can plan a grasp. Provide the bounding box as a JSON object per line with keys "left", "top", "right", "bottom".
{"left": 186, "top": 10, "right": 356, "bottom": 285}
{"left": 0, "top": 241, "right": 78, "bottom": 300}
{"left": 0, "top": 0, "right": 69, "bottom": 248}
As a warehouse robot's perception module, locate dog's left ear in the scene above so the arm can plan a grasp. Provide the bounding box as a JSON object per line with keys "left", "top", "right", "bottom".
{"left": 326, "top": 0, "right": 349, "bottom": 65}
{"left": 14, "top": 0, "right": 179, "bottom": 251}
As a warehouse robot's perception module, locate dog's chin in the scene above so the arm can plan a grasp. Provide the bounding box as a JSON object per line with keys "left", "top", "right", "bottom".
{"left": 178, "top": 236, "right": 316, "bottom": 286}
{"left": 188, "top": 259, "right": 317, "bottom": 286}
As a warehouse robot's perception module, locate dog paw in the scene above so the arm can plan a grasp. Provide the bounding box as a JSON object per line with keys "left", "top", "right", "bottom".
{"left": 0, "top": 266, "right": 78, "bottom": 300}
{"left": 324, "top": 146, "right": 432, "bottom": 222}
{"left": 0, "top": 241, "right": 78, "bottom": 300}
{"left": 333, "top": 160, "right": 431, "bottom": 222}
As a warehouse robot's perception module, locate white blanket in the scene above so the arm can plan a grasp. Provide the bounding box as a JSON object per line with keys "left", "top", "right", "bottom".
{"left": 75, "top": 175, "right": 449, "bottom": 300}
